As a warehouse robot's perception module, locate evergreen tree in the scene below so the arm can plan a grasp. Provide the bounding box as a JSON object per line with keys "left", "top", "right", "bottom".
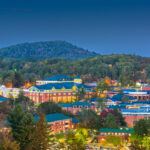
{"left": 12, "top": 71, "right": 24, "bottom": 88}
{"left": 104, "top": 113, "right": 118, "bottom": 129}
{"left": 7, "top": 105, "right": 35, "bottom": 150}
{"left": 134, "top": 119, "right": 148, "bottom": 136}
{"left": 30, "top": 113, "right": 51, "bottom": 150}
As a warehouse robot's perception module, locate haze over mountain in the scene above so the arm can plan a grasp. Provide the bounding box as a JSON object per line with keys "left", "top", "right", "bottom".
{"left": 0, "top": 41, "right": 98, "bottom": 60}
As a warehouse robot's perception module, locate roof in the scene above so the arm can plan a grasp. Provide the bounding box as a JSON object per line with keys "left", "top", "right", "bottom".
{"left": 30, "top": 82, "right": 92, "bottom": 91}
{"left": 122, "top": 89, "right": 136, "bottom": 93}
{"left": 99, "top": 127, "right": 134, "bottom": 133}
{"left": 74, "top": 75, "right": 81, "bottom": 79}
{"left": 44, "top": 75, "right": 72, "bottom": 81}
{"left": 0, "top": 97, "right": 8, "bottom": 102}
{"left": 34, "top": 113, "right": 79, "bottom": 123}
{"left": 58, "top": 102, "right": 91, "bottom": 107}
{"left": 109, "top": 95, "right": 135, "bottom": 102}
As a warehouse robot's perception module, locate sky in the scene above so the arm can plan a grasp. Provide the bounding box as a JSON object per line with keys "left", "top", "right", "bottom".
{"left": 0, "top": 0, "right": 150, "bottom": 56}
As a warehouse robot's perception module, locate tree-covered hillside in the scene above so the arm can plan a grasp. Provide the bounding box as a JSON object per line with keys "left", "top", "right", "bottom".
{"left": 0, "top": 41, "right": 98, "bottom": 60}
{"left": 0, "top": 54, "right": 150, "bottom": 87}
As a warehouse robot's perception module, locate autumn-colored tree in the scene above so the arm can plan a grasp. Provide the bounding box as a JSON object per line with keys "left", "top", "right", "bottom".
{"left": 30, "top": 113, "right": 52, "bottom": 150}
{"left": 0, "top": 132, "right": 20, "bottom": 150}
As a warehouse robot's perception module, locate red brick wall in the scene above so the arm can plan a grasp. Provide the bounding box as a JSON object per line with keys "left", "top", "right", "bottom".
{"left": 123, "top": 115, "right": 150, "bottom": 127}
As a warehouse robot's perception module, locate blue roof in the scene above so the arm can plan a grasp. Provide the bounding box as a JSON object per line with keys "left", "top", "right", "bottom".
{"left": 31, "top": 82, "right": 92, "bottom": 91}
{"left": 121, "top": 109, "right": 150, "bottom": 113}
{"left": 74, "top": 75, "right": 81, "bottom": 79}
{"left": 58, "top": 102, "right": 91, "bottom": 107}
{"left": 34, "top": 113, "right": 79, "bottom": 123}
{"left": 0, "top": 97, "right": 8, "bottom": 102}
{"left": 44, "top": 75, "right": 72, "bottom": 81}
{"left": 110, "top": 95, "right": 135, "bottom": 102}
{"left": 122, "top": 89, "right": 136, "bottom": 93}
{"left": 72, "top": 118, "right": 80, "bottom": 123}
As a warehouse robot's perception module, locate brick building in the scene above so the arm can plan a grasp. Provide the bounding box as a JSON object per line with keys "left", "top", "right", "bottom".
{"left": 58, "top": 102, "right": 95, "bottom": 114}
{"left": 34, "top": 113, "right": 79, "bottom": 134}
{"left": 121, "top": 109, "right": 150, "bottom": 127}
{"left": 98, "top": 127, "right": 134, "bottom": 143}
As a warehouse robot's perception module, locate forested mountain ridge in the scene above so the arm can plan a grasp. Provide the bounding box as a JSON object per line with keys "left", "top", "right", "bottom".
{"left": 0, "top": 41, "right": 98, "bottom": 60}
{"left": 0, "top": 54, "right": 150, "bottom": 87}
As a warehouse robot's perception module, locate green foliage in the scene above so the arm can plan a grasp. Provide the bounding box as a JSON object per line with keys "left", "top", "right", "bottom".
{"left": 7, "top": 105, "right": 35, "bottom": 150}
{"left": 37, "top": 102, "right": 62, "bottom": 115}
{"left": 113, "top": 108, "right": 126, "bottom": 126}
{"left": 96, "top": 79, "right": 110, "bottom": 93}
{"left": 0, "top": 41, "right": 97, "bottom": 60}
{"left": 10, "top": 93, "right": 35, "bottom": 114}
{"left": 106, "top": 135, "right": 121, "bottom": 146}
{"left": 30, "top": 113, "right": 52, "bottom": 150}
{"left": 104, "top": 113, "right": 118, "bottom": 129}
{"left": 75, "top": 87, "right": 86, "bottom": 101}
{"left": 134, "top": 119, "right": 149, "bottom": 136}
{"left": 0, "top": 136, "right": 20, "bottom": 150}
{"left": 65, "top": 129, "right": 88, "bottom": 150}
{"left": 95, "top": 97, "right": 107, "bottom": 111}
{"left": 76, "top": 109, "right": 102, "bottom": 129}
{"left": 0, "top": 54, "right": 149, "bottom": 85}
{"left": 12, "top": 72, "right": 24, "bottom": 88}
{"left": 142, "top": 136, "right": 150, "bottom": 150}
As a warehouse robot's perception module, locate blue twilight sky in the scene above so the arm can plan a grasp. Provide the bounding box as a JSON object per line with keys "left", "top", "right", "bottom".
{"left": 0, "top": 0, "right": 150, "bottom": 56}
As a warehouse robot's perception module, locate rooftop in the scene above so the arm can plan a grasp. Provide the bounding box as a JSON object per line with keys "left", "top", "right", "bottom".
{"left": 109, "top": 95, "right": 136, "bottom": 102}
{"left": 34, "top": 113, "right": 79, "bottom": 123}
{"left": 44, "top": 75, "right": 72, "bottom": 81}
{"left": 30, "top": 82, "right": 92, "bottom": 91}
{"left": 58, "top": 102, "right": 91, "bottom": 107}
{"left": 0, "top": 97, "right": 8, "bottom": 102}
{"left": 99, "top": 127, "right": 134, "bottom": 133}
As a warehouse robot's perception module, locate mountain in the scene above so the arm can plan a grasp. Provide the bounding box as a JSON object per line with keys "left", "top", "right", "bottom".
{"left": 0, "top": 41, "right": 99, "bottom": 60}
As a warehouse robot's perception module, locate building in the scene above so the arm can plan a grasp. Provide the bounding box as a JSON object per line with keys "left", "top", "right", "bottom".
{"left": 24, "top": 75, "right": 94, "bottom": 104}
{"left": 98, "top": 127, "right": 134, "bottom": 142}
{"left": 0, "top": 85, "right": 22, "bottom": 98}
{"left": 107, "top": 95, "right": 136, "bottom": 105}
{"left": 58, "top": 102, "right": 95, "bottom": 114}
{"left": 34, "top": 113, "right": 79, "bottom": 134}
{"left": 36, "top": 75, "right": 82, "bottom": 85}
{"left": 121, "top": 109, "right": 150, "bottom": 127}
{"left": 142, "top": 85, "right": 150, "bottom": 91}
{"left": 127, "top": 91, "right": 150, "bottom": 101}
{"left": 0, "top": 97, "right": 8, "bottom": 103}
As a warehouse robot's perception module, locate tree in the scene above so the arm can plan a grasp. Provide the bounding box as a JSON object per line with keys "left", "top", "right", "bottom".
{"left": 106, "top": 135, "right": 121, "bottom": 146}
{"left": 11, "top": 93, "right": 35, "bottom": 114}
{"left": 113, "top": 108, "right": 126, "bottom": 126}
{"left": 65, "top": 129, "right": 88, "bottom": 150}
{"left": 96, "top": 79, "right": 110, "bottom": 94}
{"left": 134, "top": 119, "right": 148, "bottom": 136}
{"left": 121, "top": 96, "right": 130, "bottom": 103}
{"left": 76, "top": 109, "right": 102, "bottom": 129}
{"left": 38, "top": 102, "right": 61, "bottom": 115}
{"left": 75, "top": 87, "right": 86, "bottom": 101}
{"left": 12, "top": 71, "right": 24, "bottom": 88}
{"left": 30, "top": 113, "right": 52, "bottom": 150}
{"left": 7, "top": 105, "right": 35, "bottom": 150}
{"left": 95, "top": 97, "right": 107, "bottom": 111}
{"left": 0, "top": 101, "right": 11, "bottom": 120}
{"left": 0, "top": 136, "right": 20, "bottom": 150}
{"left": 100, "top": 109, "right": 126, "bottom": 127}
{"left": 104, "top": 113, "right": 118, "bottom": 129}
{"left": 130, "top": 134, "right": 145, "bottom": 150}
{"left": 142, "top": 136, "right": 150, "bottom": 150}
